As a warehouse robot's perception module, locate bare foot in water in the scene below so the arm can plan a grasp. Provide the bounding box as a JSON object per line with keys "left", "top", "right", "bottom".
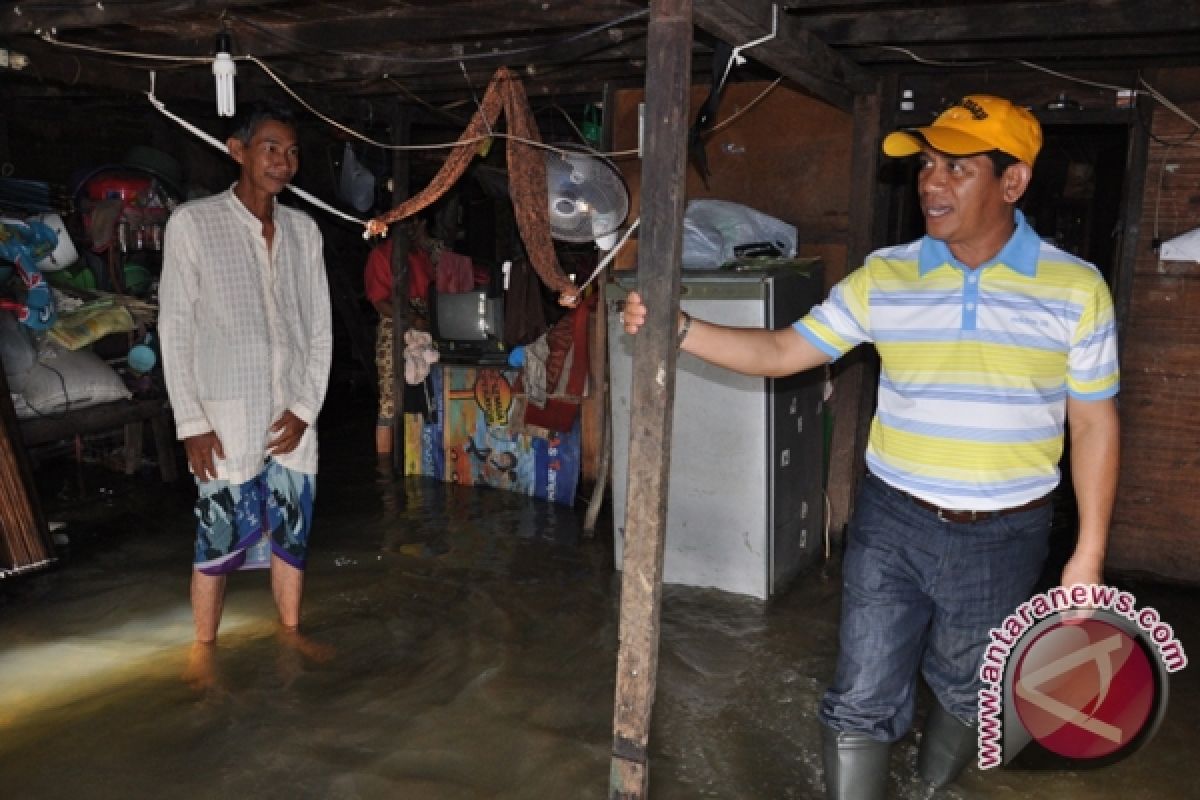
{"left": 183, "top": 641, "right": 220, "bottom": 691}
{"left": 275, "top": 627, "right": 336, "bottom": 686}
{"left": 276, "top": 627, "right": 336, "bottom": 664}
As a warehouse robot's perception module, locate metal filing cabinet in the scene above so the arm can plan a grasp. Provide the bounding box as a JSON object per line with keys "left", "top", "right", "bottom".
{"left": 608, "top": 265, "right": 826, "bottom": 599}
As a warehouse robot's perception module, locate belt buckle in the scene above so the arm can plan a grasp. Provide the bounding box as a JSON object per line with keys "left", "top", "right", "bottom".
{"left": 937, "top": 507, "right": 978, "bottom": 523}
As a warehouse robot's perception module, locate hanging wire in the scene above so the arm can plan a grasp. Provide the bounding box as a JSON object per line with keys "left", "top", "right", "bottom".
{"left": 706, "top": 78, "right": 784, "bottom": 135}
{"left": 459, "top": 60, "right": 494, "bottom": 137}
{"left": 719, "top": 3, "right": 779, "bottom": 90}
{"left": 227, "top": 8, "right": 650, "bottom": 64}
{"left": 574, "top": 218, "right": 640, "bottom": 296}
{"left": 877, "top": 43, "right": 1200, "bottom": 139}
{"left": 38, "top": 29, "right": 778, "bottom": 160}
{"left": 144, "top": 78, "right": 366, "bottom": 227}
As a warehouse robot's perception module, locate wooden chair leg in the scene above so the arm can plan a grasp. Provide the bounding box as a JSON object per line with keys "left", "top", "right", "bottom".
{"left": 150, "top": 413, "right": 179, "bottom": 482}
{"left": 123, "top": 420, "right": 144, "bottom": 475}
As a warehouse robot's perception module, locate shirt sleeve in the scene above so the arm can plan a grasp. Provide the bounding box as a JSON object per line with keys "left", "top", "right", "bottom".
{"left": 793, "top": 263, "right": 874, "bottom": 361}
{"left": 288, "top": 222, "right": 334, "bottom": 427}
{"left": 364, "top": 241, "right": 392, "bottom": 305}
{"left": 1067, "top": 276, "right": 1120, "bottom": 400}
{"left": 158, "top": 211, "right": 213, "bottom": 440}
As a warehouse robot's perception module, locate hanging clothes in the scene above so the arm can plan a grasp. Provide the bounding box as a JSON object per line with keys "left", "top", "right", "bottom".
{"left": 365, "top": 67, "right": 576, "bottom": 299}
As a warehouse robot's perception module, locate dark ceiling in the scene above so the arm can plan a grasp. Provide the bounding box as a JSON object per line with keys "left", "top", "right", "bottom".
{"left": 2, "top": 0, "right": 1199, "bottom": 121}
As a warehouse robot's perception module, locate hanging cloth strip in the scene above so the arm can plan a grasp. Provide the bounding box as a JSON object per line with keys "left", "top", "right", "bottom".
{"left": 365, "top": 67, "right": 577, "bottom": 298}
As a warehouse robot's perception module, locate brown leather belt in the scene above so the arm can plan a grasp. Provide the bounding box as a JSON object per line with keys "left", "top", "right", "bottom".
{"left": 901, "top": 490, "right": 1051, "bottom": 524}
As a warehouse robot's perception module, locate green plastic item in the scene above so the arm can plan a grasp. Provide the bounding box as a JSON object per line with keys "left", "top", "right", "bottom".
{"left": 123, "top": 262, "right": 153, "bottom": 294}
{"left": 47, "top": 262, "right": 97, "bottom": 290}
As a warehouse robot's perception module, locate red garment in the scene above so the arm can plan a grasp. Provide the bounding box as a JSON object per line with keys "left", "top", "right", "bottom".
{"left": 364, "top": 240, "right": 435, "bottom": 305}
{"left": 436, "top": 250, "right": 475, "bottom": 294}
{"left": 518, "top": 294, "right": 593, "bottom": 433}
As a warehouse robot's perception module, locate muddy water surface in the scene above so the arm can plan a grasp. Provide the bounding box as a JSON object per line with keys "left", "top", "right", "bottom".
{"left": 1, "top": 428, "right": 1197, "bottom": 799}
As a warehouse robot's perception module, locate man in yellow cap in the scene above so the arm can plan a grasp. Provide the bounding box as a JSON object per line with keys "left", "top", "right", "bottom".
{"left": 621, "top": 95, "right": 1119, "bottom": 798}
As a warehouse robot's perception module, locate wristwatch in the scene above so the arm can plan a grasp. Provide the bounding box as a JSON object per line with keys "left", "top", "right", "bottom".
{"left": 677, "top": 311, "right": 693, "bottom": 349}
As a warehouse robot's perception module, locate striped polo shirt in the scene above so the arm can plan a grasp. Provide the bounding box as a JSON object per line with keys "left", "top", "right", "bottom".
{"left": 796, "top": 210, "right": 1119, "bottom": 511}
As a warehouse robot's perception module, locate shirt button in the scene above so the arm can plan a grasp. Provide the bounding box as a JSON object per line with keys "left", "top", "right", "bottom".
{"left": 967, "top": 274, "right": 978, "bottom": 283}
{"left": 966, "top": 302, "right": 976, "bottom": 311}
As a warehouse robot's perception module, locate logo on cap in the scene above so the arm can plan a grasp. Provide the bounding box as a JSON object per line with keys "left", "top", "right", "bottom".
{"left": 881, "top": 93, "right": 1043, "bottom": 166}
{"left": 957, "top": 97, "right": 989, "bottom": 121}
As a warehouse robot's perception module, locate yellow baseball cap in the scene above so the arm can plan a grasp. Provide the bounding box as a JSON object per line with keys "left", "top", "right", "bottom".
{"left": 882, "top": 95, "right": 1043, "bottom": 166}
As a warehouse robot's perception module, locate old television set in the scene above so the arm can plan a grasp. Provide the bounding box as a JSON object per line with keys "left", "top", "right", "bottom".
{"left": 431, "top": 289, "right": 507, "bottom": 364}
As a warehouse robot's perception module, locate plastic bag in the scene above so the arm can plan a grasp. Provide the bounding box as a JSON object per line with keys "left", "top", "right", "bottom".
{"left": 681, "top": 199, "right": 797, "bottom": 269}
{"left": 0, "top": 309, "right": 37, "bottom": 393}
{"left": 339, "top": 142, "right": 376, "bottom": 213}
{"left": 15, "top": 340, "right": 131, "bottom": 418}
{"left": 48, "top": 304, "right": 135, "bottom": 350}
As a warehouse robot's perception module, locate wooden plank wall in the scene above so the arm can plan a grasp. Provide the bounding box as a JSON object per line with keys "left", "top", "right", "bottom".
{"left": 610, "top": 81, "right": 854, "bottom": 281}
{"left": 1109, "top": 68, "right": 1200, "bottom": 583}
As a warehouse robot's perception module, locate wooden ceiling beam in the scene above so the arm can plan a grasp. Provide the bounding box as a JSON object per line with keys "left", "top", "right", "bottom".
{"left": 0, "top": 0, "right": 289, "bottom": 36}
{"left": 788, "top": 0, "right": 1200, "bottom": 46}
{"left": 694, "top": 0, "right": 873, "bottom": 112}
{"left": 184, "top": 32, "right": 643, "bottom": 97}
{"left": 843, "top": 34, "right": 1200, "bottom": 65}
{"left": 219, "top": 0, "right": 648, "bottom": 51}
{"left": 5, "top": 37, "right": 169, "bottom": 99}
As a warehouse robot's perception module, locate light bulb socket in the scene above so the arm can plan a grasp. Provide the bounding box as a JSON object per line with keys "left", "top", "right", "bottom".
{"left": 214, "top": 30, "right": 233, "bottom": 55}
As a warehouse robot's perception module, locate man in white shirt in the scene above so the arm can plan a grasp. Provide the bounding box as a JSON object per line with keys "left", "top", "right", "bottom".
{"left": 160, "top": 104, "right": 333, "bottom": 644}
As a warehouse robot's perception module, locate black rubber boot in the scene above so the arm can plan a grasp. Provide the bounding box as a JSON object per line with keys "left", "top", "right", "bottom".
{"left": 917, "top": 702, "right": 977, "bottom": 788}
{"left": 821, "top": 725, "right": 890, "bottom": 800}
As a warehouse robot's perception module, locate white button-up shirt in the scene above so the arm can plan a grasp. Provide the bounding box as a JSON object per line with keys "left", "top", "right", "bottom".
{"left": 160, "top": 187, "right": 332, "bottom": 483}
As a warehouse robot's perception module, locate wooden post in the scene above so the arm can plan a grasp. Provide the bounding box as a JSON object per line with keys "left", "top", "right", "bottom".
{"left": 825, "top": 85, "right": 885, "bottom": 540}
{"left": 149, "top": 412, "right": 179, "bottom": 482}
{"left": 1111, "top": 75, "right": 1152, "bottom": 359}
{"left": 123, "top": 420, "right": 144, "bottom": 475}
{"left": 609, "top": 1, "right": 692, "bottom": 797}
{"left": 389, "top": 105, "right": 412, "bottom": 472}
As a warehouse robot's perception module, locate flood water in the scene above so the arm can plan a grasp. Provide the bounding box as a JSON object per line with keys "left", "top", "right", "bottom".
{"left": 2, "top": 404, "right": 1198, "bottom": 799}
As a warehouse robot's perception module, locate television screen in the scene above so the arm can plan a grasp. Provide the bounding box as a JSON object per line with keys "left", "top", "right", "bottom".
{"left": 433, "top": 290, "right": 504, "bottom": 343}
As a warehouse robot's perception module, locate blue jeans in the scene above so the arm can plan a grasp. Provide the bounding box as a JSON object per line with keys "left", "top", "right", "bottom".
{"left": 818, "top": 472, "right": 1052, "bottom": 741}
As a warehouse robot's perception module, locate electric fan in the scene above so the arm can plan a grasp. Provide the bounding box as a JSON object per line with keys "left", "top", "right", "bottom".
{"left": 544, "top": 149, "right": 630, "bottom": 249}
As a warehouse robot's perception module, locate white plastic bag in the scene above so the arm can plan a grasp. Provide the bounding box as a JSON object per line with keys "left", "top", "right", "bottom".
{"left": 15, "top": 340, "right": 131, "bottom": 418}
{"left": 681, "top": 199, "right": 797, "bottom": 269}
{"left": 0, "top": 310, "right": 36, "bottom": 393}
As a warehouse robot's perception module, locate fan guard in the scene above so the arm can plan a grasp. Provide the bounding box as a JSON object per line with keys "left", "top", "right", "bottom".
{"left": 544, "top": 149, "right": 630, "bottom": 244}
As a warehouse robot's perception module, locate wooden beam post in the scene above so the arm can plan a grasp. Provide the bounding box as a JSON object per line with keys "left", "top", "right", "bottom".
{"left": 693, "top": 0, "right": 873, "bottom": 113}
{"left": 825, "top": 84, "right": 885, "bottom": 540}
{"left": 389, "top": 105, "right": 412, "bottom": 472}
{"left": 609, "top": 1, "right": 692, "bottom": 798}
{"left": 1112, "top": 77, "right": 1153, "bottom": 358}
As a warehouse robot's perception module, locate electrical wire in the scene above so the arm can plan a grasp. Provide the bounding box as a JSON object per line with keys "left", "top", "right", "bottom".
{"left": 1153, "top": 143, "right": 1172, "bottom": 244}
{"left": 573, "top": 217, "right": 640, "bottom": 297}
{"left": 877, "top": 44, "right": 1003, "bottom": 68}
{"left": 879, "top": 43, "right": 1200, "bottom": 138}
{"left": 38, "top": 32, "right": 636, "bottom": 159}
{"left": 387, "top": 77, "right": 472, "bottom": 126}
{"left": 38, "top": 33, "right": 211, "bottom": 63}
{"left": 1015, "top": 59, "right": 1138, "bottom": 93}
{"left": 706, "top": 77, "right": 784, "bottom": 135}
{"left": 1138, "top": 75, "right": 1200, "bottom": 133}
{"left": 20, "top": 357, "right": 71, "bottom": 420}
{"left": 144, "top": 84, "right": 366, "bottom": 227}
{"left": 38, "top": 29, "right": 772, "bottom": 161}
{"left": 228, "top": 8, "right": 650, "bottom": 65}
{"left": 246, "top": 52, "right": 610, "bottom": 158}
